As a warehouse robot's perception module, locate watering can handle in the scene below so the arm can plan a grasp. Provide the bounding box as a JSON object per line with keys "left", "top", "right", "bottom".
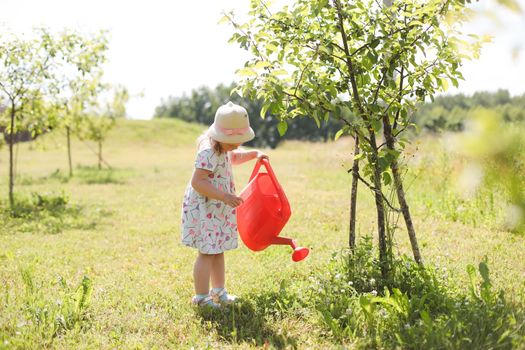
{"left": 249, "top": 158, "right": 277, "bottom": 185}
{"left": 248, "top": 158, "right": 291, "bottom": 220}
{"left": 249, "top": 158, "right": 285, "bottom": 195}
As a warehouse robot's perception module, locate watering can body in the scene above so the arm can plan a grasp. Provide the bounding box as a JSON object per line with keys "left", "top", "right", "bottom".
{"left": 237, "top": 159, "right": 309, "bottom": 261}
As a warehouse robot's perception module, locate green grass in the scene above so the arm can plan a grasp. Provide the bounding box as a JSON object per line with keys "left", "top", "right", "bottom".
{"left": 0, "top": 118, "right": 524, "bottom": 348}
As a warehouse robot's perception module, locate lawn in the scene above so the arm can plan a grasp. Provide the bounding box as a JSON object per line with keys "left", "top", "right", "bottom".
{"left": 1, "top": 118, "right": 524, "bottom": 349}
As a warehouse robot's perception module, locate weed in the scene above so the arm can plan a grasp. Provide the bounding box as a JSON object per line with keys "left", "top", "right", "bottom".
{"left": 2, "top": 267, "right": 94, "bottom": 347}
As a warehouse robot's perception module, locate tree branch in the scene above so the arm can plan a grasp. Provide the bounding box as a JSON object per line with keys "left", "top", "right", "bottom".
{"left": 349, "top": 169, "right": 401, "bottom": 213}
{"left": 393, "top": 66, "right": 405, "bottom": 131}
{"left": 333, "top": 0, "right": 368, "bottom": 119}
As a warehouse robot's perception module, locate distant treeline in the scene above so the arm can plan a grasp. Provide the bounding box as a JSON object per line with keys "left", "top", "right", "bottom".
{"left": 414, "top": 89, "right": 525, "bottom": 132}
{"left": 154, "top": 83, "right": 342, "bottom": 148}
{"left": 154, "top": 84, "right": 525, "bottom": 148}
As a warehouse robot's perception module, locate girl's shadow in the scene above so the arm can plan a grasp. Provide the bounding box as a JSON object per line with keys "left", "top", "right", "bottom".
{"left": 195, "top": 291, "right": 299, "bottom": 349}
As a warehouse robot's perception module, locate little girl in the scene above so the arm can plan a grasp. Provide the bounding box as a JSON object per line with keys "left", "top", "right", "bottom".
{"left": 181, "top": 101, "right": 268, "bottom": 308}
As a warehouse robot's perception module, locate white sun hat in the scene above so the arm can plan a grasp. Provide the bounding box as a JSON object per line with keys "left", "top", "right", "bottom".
{"left": 208, "top": 101, "right": 255, "bottom": 144}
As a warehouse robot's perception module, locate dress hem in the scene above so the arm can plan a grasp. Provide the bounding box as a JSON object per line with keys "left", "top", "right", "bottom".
{"left": 181, "top": 241, "right": 238, "bottom": 255}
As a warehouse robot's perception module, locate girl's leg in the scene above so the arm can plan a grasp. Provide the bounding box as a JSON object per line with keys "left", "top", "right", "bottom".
{"left": 193, "top": 252, "right": 214, "bottom": 295}
{"left": 210, "top": 253, "right": 225, "bottom": 289}
{"left": 210, "top": 253, "right": 237, "bottom": 303}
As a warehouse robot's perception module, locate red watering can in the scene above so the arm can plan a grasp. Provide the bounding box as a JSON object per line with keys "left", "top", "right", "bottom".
{"left": 237, "top": 158, "right": 309, "bottom": 262}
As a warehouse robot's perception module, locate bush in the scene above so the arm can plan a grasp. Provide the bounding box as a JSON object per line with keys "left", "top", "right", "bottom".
{"left": 308, "top": 239, "right": 525, "bottom": 348}
{"left": 3, "top": 192, "right": 72, "bottom": 219}
{"left": 0, "top": 192, "right": 97, "bottom": 234}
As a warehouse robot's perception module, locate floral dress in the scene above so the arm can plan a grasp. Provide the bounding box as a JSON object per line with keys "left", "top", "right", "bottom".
{"left": 181, "top": 141, "right": 238, "bottom": 254}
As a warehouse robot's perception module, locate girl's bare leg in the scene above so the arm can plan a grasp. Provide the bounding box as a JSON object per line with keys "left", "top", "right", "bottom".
{"left": 210, "top": 253, "right": 225, "bottom": 289}
{"left": 193, "top": 253, "right": 214, "bottom": 295}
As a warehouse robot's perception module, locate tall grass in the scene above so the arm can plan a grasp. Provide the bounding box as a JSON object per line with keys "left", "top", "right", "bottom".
{"left": 1, "top": 266, "right": 93, "bottom": 348}
{"left": 309, "top": 239, "right": 525, "bottom": 348}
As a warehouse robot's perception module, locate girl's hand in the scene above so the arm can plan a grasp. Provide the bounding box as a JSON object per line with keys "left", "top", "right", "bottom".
{"left": 256, "top": 151, "right": 269, "bottom": 160}
{"left": 222, "top": 193, "right": 244, "bottom": 207}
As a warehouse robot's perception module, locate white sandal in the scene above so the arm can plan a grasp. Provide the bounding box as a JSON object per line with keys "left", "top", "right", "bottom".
{"left": 210, "top": 288, "right": 238, "bottom": 304}
{"left": 191, "top": 295, "right": 220, "bottom": 308}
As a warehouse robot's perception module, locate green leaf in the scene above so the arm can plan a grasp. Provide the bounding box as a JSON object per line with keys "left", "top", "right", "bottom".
{"left": 217, "top": 15, "right": 230, "bottom": 25}
{"left": 371, "top": 119, "right": 381, "bottom": 132}
{"left": 260, "top": 103, "right": 270, "bottom": 119}
{"left": 496, "top": 0, "right": 522, "bottom": 12}
{"left": 378, "top": 156, "right": 389, "bottom": 171}
{"left": 313, "top": 114, "right": 321, "bottom": 128}
{"left": 498, "top": 330, "right": 512, "bottom": 344}
{"left": 359, "top": 295, "right": 373, "bottom": 315}
{"left": 266, "top": 43, "right": 278, "bottom": 53}
{"left": 466, "top": 264, "right": 477, "bottom": 295}
{"left": 254, "top": 60, "right": 271, "bottom": 69}
{"left": 277, "top": 120, "right": 288, "bottom": 136}
{"left": 272, "top": 69, "right": 288, "bottom": 76}
{"left": 479, "top": 261, "right": 490, "bottom": 284}
{"left": 334, "top": 128, "right": 344, "bottom": 141}
{"left": 420, "top": 310, "right": 433, "bottom": 327}
{"left": 400, "top": 108, "right": 408, "bottom": 120}
{"left": 382, "top": 171, "right": 392, "bottom": 186}
{"left": 236, "top": 67, "right": 258, "bottom": 76}
{"left": 353, "top": 153, "right": 365, "bottom": 161}
{"left": 75, "top": 276, "right": 93, "bottom": 313}
{"left": 440, "top": 77, "right": 449, "bottom": 91}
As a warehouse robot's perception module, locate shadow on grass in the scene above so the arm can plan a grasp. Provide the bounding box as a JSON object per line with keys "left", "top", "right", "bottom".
{"left": 195, "top": 290, "right": 300, "bottom": 349}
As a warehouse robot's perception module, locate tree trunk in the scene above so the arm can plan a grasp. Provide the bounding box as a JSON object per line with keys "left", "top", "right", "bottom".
{"left": 8, "top": 105, "right": 15, "bottom": 209}
{"left": 349, "top": 134, "right": 360, "bottom": 251}
{"left": 392, "top": 160, "right": 422, "bottom": 263}
{"left": 67, "top": 126, "right": 73, "bottom": 177}
{"left": 98, "top": 140, "right": 102, "bottom": 170}
{"left": 379, "top": 0, "right": 421, "bottom": 264}
{"left": 369, "top": 131, "right": 389, "bottom": 278}
{"left": 333, "top": 0, "right": 389, "bottom": 276}
{"left": 14, "top": 134, "right": 19, "bottom": 181}
{"left": 382, "top": 114, "right": 423, "bottom": 264}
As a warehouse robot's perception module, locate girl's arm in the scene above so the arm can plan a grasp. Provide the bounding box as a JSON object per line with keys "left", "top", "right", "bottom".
{"left": 230, "top": 149, "right": 268, "bottom": 165}
{"left": 191, "top": 168, "right": 243, "bottom": 207}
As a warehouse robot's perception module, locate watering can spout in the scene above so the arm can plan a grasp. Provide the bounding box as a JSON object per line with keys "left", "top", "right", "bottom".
{"left": 270, "top": 236, "right": 310, "bottom": 262}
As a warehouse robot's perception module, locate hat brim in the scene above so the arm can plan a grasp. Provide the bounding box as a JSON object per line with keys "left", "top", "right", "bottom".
{"left": 208, "top": 124, "right": 255, "bottom": 144}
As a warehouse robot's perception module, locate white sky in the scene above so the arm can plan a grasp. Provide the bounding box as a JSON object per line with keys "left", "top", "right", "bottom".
{"left": 1, "top": 0, "right": 524, "bottom": 119}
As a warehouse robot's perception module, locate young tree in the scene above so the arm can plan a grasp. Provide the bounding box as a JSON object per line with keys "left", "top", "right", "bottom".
{"left": 0, "top": 29, "right": 108, "bottom": 208}
{"left": 0, "top": 30, "right": 58, "bottom": 208}
{"left": 59, "top": 79, "right": 96, "bottom": 177}
{"left": 78, "top": 85, "right": 129, "bottom": 170}
{"left": 54, "top": 32, "right": 109, "bottom": 177}
{"left": 227, "top": 0, "right": 481, "bottom": 275}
